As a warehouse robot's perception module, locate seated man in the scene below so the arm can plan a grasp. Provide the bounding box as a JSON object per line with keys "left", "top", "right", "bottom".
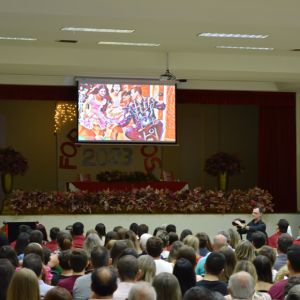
{"left": 57, "top": 248, "right": 88, "bottom": 293}
{"left": 22, "top": 253, "right": 54, "bottom": 297}
{"left": 251, "top": 231, "right": 267, "bottom": 255}
{"left": 146, "top": 236, "right": 173, "bottom": 275}
{"left": 267, "top": 219, "right": 294, "bottom": 248}
{"left": 217, "top": 230, "right": 235, "bottom": 252}
{"left": 18, "top": 230, "right": 44, "bottom": 260}
{"left": 43, "top": 227, "right": 60, "bottom": 252}
{"left": 196, "top": 252, "right": 229, "bottom": 296}
{"left": 183, "top": 286, "right": 215, "bottom": 300}
{"left": 90, "top": 267, "right": 118, "bottom": 300}
{"left": 73, "top": 246, "right": 111, "bottom": 300}
{"left": 72, "top": 222, "right": 85, "bottom": 248}
{"left": 269, "top": 245, "right": 300, "bottom": 300}
{"left": 114, "top": 255, "right": 140, "bottom": 300}
{"left": 138, "top": 234, "right": 152, "bottom": 257}
{"left": 128, "top": 281, "right": 157, "bottom": 300}
{"left": 274, "top": 233, "right": 294, "bottom": 271}
{"left": 227, "top": 271, "right": 255, "bottom": 300}
{"left": 51, "top": 250, "right": 72, "bottom": 286}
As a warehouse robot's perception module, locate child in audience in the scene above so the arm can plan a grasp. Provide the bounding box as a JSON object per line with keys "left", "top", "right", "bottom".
{"left": 51, "top": 250, "right": 73, "bottom": 286}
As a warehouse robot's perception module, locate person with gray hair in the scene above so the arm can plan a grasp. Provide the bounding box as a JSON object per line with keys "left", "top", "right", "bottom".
{"left": 83, "top": 233, "right": 101, "bottom": 260}
{"left": 217, "top": 230, "right": 235, "bottom": 252}
{"left": 286, "top": 284, "right": 300, "bottom": 300}
{"left": 227, "top": 271, "right": 255, "bottom": 300}
{"left": 128, "top": 281, "right": 156, "bottom": 300}
{"left": 138, "top": 233, "right": 152, "bottom": 257}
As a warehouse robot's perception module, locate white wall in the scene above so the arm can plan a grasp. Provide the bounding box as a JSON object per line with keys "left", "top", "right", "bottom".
{"left": 1, "top": 213, "right": 299, "bottom": 240}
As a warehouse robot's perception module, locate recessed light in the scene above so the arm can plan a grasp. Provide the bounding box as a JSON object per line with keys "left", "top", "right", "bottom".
{"left": 198, "top": 33, "right": 268, "bottom": 38}
{"left": 216, "top": 46, "right": 274, "bottom": 50}
{"left": 98, "top": 41, "right": 160, "bottom": 46}
{"left": 61, "top": 27, "right": 134, "bottom": 33}
{"left": 0, "top": 37, "right": 37, "bottom": 41}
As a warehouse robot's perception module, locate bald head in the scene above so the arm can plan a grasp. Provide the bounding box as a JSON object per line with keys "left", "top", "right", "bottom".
{"left": 228, "top": 271, "right": 255, "bottom": 300}
{"left": 128, "top": 281, "right": 157, "bottom": 300}
{"left": 213, "top": 234, "right": 227, "bottom": 251}
{"left": 91, "top": 267, "right": 118, "bottom": 297}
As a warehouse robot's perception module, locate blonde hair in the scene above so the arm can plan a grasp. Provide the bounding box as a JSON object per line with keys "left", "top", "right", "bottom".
{"left": 183, "top": 235, "right": 199, "bottom": 256}
{"left": 274, "top": 265, "right": 289, "bottom": 283}
{"left": 105, "top": 240, "right": 116, "bottom": 252}
{"left": 85, "top": 229, "right": 98, "bottom": 237}
{"left": 219, "top": 246, "right": 237, "bottom": 283}
{"left": 125, "top": 230, "right": 142, "bottom": 254}
{"left": 138, "top": 255, "right": 156, "bottom": 284}
{"left": 233, "top": 260, "right": 258, "bottom": 284}
{"left": 235, "top": 240, "right": 255, "bottom": 262}
{"left": 152, "top": 273, "right": 181, "bottom": 300}
{"left": 227, "top": 228, "right": 239, "bottom": 249}
{"left": 7, "top": 268, "right": 40, "bottom": 300}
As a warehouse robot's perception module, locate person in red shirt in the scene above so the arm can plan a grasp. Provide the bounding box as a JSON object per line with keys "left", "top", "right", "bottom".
{"left": 43, "top": 227, "right": 60, "bottom": 252}
{"left": 266, "top": 219, "right": 295, "bottom": 248}
{"left": 57, "top": 248, "right": 88, "bottom": 293}
{"left": 72, "top": 222, "right": 85, "bottom": 249}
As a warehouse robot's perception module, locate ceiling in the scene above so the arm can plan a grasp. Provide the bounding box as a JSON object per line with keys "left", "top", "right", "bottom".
{"left": 2, "top": 0, "right": 300, "bottom": 91}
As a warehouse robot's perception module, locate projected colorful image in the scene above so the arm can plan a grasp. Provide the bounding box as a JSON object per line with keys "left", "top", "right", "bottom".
{"left": 78, "top": 83, "right": 176, "bottom": 143}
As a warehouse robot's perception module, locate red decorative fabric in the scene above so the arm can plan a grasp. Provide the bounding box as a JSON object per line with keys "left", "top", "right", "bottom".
{"left": 258, "top": 106, "right": 297, "bottom": 212}
{"left": 177, "top": 89, "right": 295, "bottom": 106}
{"left": 0, "top": 85, "right": 77, "bottom": 101}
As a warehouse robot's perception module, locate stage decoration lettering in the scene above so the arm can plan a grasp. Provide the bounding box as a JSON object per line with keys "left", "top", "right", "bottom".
{"left": 9, "top": 187, "right": 274, "bottom": 215}
{"left": 96, "top": 170, "right": 158, "bottom": 183}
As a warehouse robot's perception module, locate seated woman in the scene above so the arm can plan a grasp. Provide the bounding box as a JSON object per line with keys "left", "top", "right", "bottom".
{"left": 253, "top": 256, "right": 273, "bottom": 292}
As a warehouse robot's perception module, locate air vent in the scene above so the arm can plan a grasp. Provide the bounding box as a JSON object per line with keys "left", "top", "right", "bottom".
{"left": 291, "top": 49, "right": 300, "bottom": 51}
{"left": 56, "top": 40, "right": 78, "bottom": 43}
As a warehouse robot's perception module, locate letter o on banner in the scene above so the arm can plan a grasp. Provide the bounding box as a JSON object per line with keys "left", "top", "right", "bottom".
{"left": 60, "top": 142, "right": 78, "bottom": 158}
{"left": 141, "top": 146, "right": 158, "bottom": 158}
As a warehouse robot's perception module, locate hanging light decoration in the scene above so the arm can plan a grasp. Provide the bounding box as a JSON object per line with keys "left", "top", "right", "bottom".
{"left": 54, "top": 103, "right": 77, "bottom": 134}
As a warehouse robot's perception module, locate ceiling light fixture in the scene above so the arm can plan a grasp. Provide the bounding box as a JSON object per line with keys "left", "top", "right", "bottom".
{"left": 98, "top": 41, "right": 160, "bottom": 46}
{"left": 0, "top": 37, "right": 37, "bottom": 41}
{"left": 61, "top": 27, "right": 134, "bottom": 33}
{"left": 216, "top": 46, "right": 274, "bottom": 50}
{"left": 198, "top": 33, "right": 268, "bottom": 38}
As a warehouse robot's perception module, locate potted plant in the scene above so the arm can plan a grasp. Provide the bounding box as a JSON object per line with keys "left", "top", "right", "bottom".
{"left": 204, "top": 152, "right": 245, "bottom": 191}
{"left": 0, "top": 146, "right": 29, "bottom": 213}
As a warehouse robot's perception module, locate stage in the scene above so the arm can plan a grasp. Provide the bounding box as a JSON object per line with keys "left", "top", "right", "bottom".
{"left": 1, "top": 213, "right": 299, "bottom": 241}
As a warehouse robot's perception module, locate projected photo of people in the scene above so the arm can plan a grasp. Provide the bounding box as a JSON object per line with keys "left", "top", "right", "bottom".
{"left": 77, "top": 83, "right": 176, "bottom": 143}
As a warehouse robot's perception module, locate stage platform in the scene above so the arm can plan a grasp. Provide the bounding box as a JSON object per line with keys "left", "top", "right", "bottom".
{"left": 1, "top": 213, "right": 299, "bottom": 241}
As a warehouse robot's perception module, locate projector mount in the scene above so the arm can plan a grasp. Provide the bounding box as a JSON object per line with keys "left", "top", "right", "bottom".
{"left": 160, "top": 53, "right": 177, "bottom": 81}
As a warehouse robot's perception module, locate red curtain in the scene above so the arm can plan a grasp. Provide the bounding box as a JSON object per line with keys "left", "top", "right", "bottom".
{"left": 177, "top": 89, "right": 296, "bottom": 212}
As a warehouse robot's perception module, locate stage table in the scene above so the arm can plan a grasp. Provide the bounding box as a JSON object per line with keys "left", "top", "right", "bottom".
{"left": 66, "top": 182, "right": 189, "bottom": 193}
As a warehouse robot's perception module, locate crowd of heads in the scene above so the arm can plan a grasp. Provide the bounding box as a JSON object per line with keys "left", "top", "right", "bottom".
{"left": 0, "top": 217, "right": 300, "bottom": 300}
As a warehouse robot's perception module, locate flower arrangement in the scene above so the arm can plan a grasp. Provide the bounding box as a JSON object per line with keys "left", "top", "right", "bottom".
{"left": 96, "top": 170, "right": 159, "bottom": 183}
{"left": 9, "top": 187, "right": 274, "bottom": 215}
{"left": 0, "top": 146, "right": 29, "bottom": 176}
{"left": 204, "top": 152, "right": 245, "bottom": 176}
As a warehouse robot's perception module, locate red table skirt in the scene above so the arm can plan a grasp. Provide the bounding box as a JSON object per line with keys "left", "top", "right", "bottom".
{"left": 66, "top": 182, "right": 189, "bottom": 193}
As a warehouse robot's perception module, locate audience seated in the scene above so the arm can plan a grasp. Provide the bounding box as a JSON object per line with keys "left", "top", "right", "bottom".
{"left": 128, "top": 281, "right": 157, "bottom": 300}
{"left": 111, "top": 241, "right": 128, "bottom": 269}
{"left": 51, "top": 250, "right": 72, "bottom": 286}
{"left": 196, "top": 234, "right": 227, "bottom": 275}
{"left": 73, "top": 246, "right": 111, "bottom": 300}
{"left": 274, "top": 265, "right": 290, "bottom": 283}
{"left": 9, "top": 224, "right": 30, "bottom": 248}
{"left": 43, "top": 227, "right": 60, "bottom": 252}
{"left": 125, "top": 230, "right": 141, "bottom": 254}
{"left": 258, "top": 245, "right": 278, "bottom": 281}
{"left": 119, "top": 247, "right": 138, "bottom": 259}
{"left": 146, "top": 236, "right": 173, "bottom": 275}
{"left": 114, "top": 255, "right": 140, "bottom": 300}
{"left": 95, "top": 223, "right": 106, "bottom": 246}
{"left": 83, "top": 233, "right": 101, "bottom": 260}
{"left": 253, "top": 255, "right": 273, "bottom": 292}
{"left": 285, "top": 284, "right": 300, "bottom": 300}
{"left": 219, "top": 246, "right": 237, "bottom": 283}
{"left": 44, "top": 286, "right": 73, "bottom": 300}
{"left": 167, "top": 232, "right": 178, "bottom": 251}
{"left": 173, "top": 258, "right": 196, "bottom": 297}
{"left": 152, "top": 272, "right": 181, "bottom": 300}
{"left": 72, "top": 222, "right": 85, "bottom": 248}
{"left": 14, "top": 232, "right": 29, "bottom": 256}
{"left": 137, "top": 255, "right": 156, "bottom": 284}
{"left": 137, "top": 224, "right": 149, "bottom": 240}
{"left": 114, "top": 226, "right": 123, "bottom": 233}
{"left": 252, "top": 231, "right": 267, "bottom": 255}
{"left": 17, "top": 230, "right": 44, "bottom": 260}
{"left": 267, "top": 219, "right": 294, "bottom": 248}
{"left": 217, "top": 230, "right": 235, "bottom": 252}
{"left": 156, "top": 230, "right": 169, "bottom": 259}
{"left": 166, "top": 224, "right": 176, "bottom": 234}
{"left": 180, "top": 229, "right": 193, "bottom": 241}
{"left": 129, "top": 223, "right": 138, "bottom": 236}
{"left": 274, "top": 233, "right": 294, "bottom": 271}
{"left": 196, "top": 252, "right": 229, "bottom": 295}
{"left": 183, "top": 286, "right": 215, "bottom": 300}
{"left": 90, "top": 267, "right": 118, "bottom": 300}
{"left": 57, "top": 248, "right": 88, "bottom": 293}
{"left": 227, "top": 228, "right": 239, "bottom": 249}
{"left": 195, "top": 232, "right": 213, "bottom": 257}
{"left": 0, "top": 232, "right": 9, "bottom": 248}
{"left": 235, "top": 240, "right": 255, "bottom": 263}
{"left": 153, "top": 227, "right": 163, "bottom": 237}
{"left": 0, "top": 259, "right": 15, "bottom": 300}
{"left": 226, "top": 271, "right": 255, "bottom": 300}
{"left": 283, "top": 276, "right": 300, "bottom": 299}
{"left": 0, "top": 245, "right": 19, "bottom": 269}
{"left": 269, "top": 245, "right": 300, "bottom": 300}
{"left": 167, "top": 240, "right": 184, "bottom": 263}
{"left": 183, "top": 235, "right": 202, "bottom": 263}
{"left": 23, "top": 253, "right": 54, "bottom": 297}
{"left": 7, "top": 268, "right": 40, "bottom": 300}
{"left": 139, "top": 233, "right": 152, "bottom": 257}
{"left": 105, "top": 231, "right": 118, "bottom": 246}
{"left": 118, "top": 228, "right": 128, "bottom": 240}
{"left": 35, "top": 224, "right": 49, "bottom": 243}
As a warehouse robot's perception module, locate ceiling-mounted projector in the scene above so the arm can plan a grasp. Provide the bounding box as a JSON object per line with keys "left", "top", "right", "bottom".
{"left": 160, "top": 53, "right": 177, "bottom": 81}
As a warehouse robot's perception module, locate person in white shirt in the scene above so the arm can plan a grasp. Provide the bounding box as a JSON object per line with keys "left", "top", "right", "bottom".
{"left": 114, "top": 255, "right": 141, "bottom": 300}
{"left": 146, "top": 236, "right": 173, "bottom": 275}
{"left": 22, "top": 253, "right": 54, "bottom": 298}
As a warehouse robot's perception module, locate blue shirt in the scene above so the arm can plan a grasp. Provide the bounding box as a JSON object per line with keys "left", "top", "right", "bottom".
{"left": 18, "top": 253, "right": 24, "bottom": 260}
{"left": 196, "top": 255, "right": 208, "bottom": 275}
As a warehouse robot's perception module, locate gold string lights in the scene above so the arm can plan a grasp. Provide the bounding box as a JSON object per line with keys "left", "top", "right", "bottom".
{"left": 54, "top": 103, "right": 77, "bottom": 134}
